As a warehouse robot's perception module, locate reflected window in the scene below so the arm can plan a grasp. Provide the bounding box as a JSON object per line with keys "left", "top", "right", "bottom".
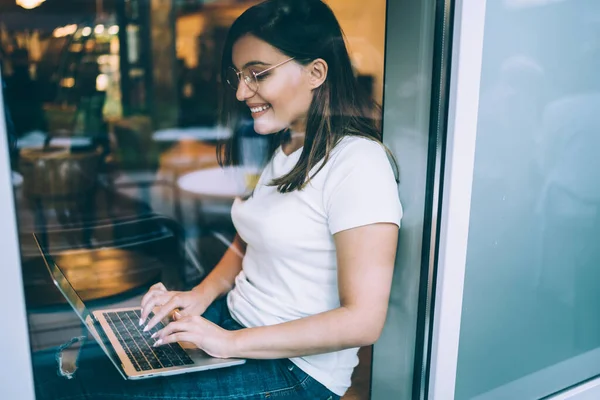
{"left": 0, "top": 1, "right": 388, "bottom": 399}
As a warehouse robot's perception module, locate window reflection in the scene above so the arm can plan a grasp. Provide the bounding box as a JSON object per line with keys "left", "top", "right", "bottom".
{"left": 0, "top": 1, "right": 386, "bottom": 398}
{"left": 457, "top": 0, "right": 600, "bottom": 398}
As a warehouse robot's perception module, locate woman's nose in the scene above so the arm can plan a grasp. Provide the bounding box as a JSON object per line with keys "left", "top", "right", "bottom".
{"left": 236, "top": 80, "right": 254, "bottom": 101}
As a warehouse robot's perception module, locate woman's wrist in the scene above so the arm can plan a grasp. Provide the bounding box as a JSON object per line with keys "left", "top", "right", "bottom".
{"left": 193, "top": 268, "right": 234, "bottom": 301}
{"left": 191, "top": 283, "right": 216, "bottom": 308}
{"left": 227, "top": 328, "right": 244, "bottom": 359}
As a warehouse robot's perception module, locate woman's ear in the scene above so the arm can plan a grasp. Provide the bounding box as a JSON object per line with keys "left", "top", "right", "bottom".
{"left": 307, "top": 58, "right": 328, "bottom": 89}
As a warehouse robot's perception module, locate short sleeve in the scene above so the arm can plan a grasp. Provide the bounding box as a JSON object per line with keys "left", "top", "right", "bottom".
{"left": 323, "top": 139, "right": 403, "bottom": 235}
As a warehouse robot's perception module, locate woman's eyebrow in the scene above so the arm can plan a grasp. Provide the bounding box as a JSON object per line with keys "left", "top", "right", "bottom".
{"left": 241, "top": 60, "right": 271, "bottom": 69}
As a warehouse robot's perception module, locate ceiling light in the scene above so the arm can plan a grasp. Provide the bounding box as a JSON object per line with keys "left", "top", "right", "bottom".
{"left": 16, "top": 0, "right": 45, "bottom": 9}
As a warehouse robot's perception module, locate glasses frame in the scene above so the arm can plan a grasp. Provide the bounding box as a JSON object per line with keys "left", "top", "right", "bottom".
{"left": 226, "top": 57, "right": 296, "bottom": 93}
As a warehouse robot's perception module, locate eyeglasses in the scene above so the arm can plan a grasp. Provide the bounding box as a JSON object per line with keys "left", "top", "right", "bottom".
{"left": 225, "top": 57, "right": 295, "bottom": 94}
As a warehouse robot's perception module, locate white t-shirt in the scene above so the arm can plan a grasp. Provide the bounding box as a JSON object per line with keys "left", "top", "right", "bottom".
{"left": 227, "top": 135, "right": 403, "bottom": 396}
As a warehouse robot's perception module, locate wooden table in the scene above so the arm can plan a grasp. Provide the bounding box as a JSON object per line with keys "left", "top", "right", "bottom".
{"left": 23, "top": 247, "right": 163, "bottom": 308}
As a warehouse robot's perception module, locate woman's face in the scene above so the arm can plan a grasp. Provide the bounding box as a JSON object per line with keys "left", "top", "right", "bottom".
{"left": 231, "top": 35, "right": 315, "bottom": 135}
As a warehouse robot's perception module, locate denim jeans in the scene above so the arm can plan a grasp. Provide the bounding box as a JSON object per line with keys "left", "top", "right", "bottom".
{"left": 32, "top": 297, "right": 340, "bottom": 400}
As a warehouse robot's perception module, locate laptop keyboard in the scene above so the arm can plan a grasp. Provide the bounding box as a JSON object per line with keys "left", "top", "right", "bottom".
{"left": 104, "top": 310, "right": 194, "bottom": 371}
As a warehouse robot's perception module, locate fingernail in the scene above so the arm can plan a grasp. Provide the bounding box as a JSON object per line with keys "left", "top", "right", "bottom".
{"left": 151, "top": 332, "right": 157, "bottom": 339}
{"left": 174, "top": 311, "right": 182, "bottom": 319}
{"left": 139, "top": 318, "right": 144, "bottom": 327}
{"left": 153, "top": 339, "right": 162, "bottom": 347}
{"left": 143, "top": 325, "right": 149, "bottom": 332}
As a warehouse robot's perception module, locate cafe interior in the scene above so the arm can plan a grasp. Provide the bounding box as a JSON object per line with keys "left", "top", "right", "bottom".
{"left": 0, "top": 0, "right": 386, "bottom": 398}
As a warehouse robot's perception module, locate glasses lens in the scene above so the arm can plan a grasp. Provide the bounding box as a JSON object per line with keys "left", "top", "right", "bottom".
{"left": 225, "top": 67, "right": 259, "bottom": 93}
{"left": 225, "top": 67, "right": 239, "bottom": 90}
{"left": 242, "top": 71, "right": 258, "bottom": 93}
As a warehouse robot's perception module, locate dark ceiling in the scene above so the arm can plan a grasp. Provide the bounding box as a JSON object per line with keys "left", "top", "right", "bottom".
{"left": 0, "top": 0, "right": 207, "bottom": 31}
{"left": 0, "top": 0, "right": 118, "bottom": 31}
{"left": 0, "top": 0, "right": 115, "bottom": 13}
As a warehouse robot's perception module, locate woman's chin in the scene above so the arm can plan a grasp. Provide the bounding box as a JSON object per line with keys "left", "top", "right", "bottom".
{"left": 253, "top": 121, "right": 284, "bottom": 135}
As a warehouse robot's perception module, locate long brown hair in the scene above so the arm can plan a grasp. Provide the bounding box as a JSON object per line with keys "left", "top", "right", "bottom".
{"left": 218, "top": 0, "right": 393, "bottom": 193}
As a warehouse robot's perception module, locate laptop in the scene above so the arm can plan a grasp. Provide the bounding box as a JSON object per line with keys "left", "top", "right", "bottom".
{"left": 33, "top": 233, "right": 246, "bottom": 380}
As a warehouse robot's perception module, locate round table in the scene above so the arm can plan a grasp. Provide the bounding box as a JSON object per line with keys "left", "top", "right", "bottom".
{"left": 176, "top": 166, "right": 249, "bottom": 275}
{"left": 177, "top": 166, "right": 249, "bottom": 199}
{"left": 152, "top": 126, "right": 232, "bottom": 143}
{"left": 17, "top": 132, "right": 94, "bottom": 150}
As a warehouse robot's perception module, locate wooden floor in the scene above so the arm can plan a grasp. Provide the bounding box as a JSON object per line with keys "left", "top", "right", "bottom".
{"left": 342, "top": 346, "right": 372, "bottom": 400}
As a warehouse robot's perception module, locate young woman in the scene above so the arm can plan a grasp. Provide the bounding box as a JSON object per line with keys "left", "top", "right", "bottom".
{"left": 34, "top": 0, "right": 402, "bottom": 399}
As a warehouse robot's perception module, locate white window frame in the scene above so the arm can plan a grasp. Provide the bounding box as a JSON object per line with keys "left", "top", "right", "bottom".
{"left": 428, "top": 0, "right": 600, "bottom": 398}
{"left": 0, "top": 74, "right": 36, "bottom": 399}
{"left": 426, "top": 0, "right": 487, "bottom": 397}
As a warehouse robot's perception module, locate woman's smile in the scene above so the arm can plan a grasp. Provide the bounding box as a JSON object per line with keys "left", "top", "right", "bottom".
{"left": 248, "top": 103, "right": 271, "bottom": 118}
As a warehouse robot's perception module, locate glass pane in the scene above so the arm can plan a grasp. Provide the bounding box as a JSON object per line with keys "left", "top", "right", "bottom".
{"left": 0, "top": 1, "right": 389, "bottom": 399}
{"left": 373, "top": 0, "right": 438, "bottom": 398}
{"left": 456, "top": 0, "right": 600, "bottom": 398}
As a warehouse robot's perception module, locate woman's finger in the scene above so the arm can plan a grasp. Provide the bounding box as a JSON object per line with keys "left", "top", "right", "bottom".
{"left": 144, "top": 295, "right": 187, "bottom": 332}
{"left": 156, "top": 331, "right": 197, "bottom": 347}
{"left": 140, "top": 290, "right": 162, "bottom": 325}
{"left": 150, "top": 282, "right": 167, "bottom": 291}
{"left": 153, "top": 318, "right": 194, "bottom": 341}
{"left": 140, "top": 285, "right": 168, "bottom": 311}
{"left": 140, "top": 292, "right": 172, "bottom": 325}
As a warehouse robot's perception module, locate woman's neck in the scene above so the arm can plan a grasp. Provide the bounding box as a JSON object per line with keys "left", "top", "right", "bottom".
{"left": 281, "top": 129, "right": 305, "bottom": 156}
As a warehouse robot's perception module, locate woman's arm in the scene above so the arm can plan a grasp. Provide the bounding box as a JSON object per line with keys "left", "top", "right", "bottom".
{"left": 193, "top": 233, "right": 247, "bottom": 306}
{"left": 228, "top": 222, "right": 398, "bottom": 358}
{"left": 141, "top": 234, "right": 246, "bottom": 329}
{"left": 155, "top": 223, "right": 398, "bottom": 359}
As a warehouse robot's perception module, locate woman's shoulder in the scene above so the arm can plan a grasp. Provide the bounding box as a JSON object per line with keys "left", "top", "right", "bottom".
{"left": 330, "top": 135, "right": 389, "bottom": 167}
{"left": 308, "top": 135, "right": 396, "bottom": 187}
{"left": 331, "top": 135, "right": 389, "bottom": 161}
{"left": 317, "top": 135, "right": 397, "bottom": 184}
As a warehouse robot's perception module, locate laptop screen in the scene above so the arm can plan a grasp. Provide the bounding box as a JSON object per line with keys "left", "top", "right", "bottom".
{"left": 33, "top": 233, "right": 91, "bottom": 322}
{"left": 32, "top": 233, "right": 127, "bottom": 378}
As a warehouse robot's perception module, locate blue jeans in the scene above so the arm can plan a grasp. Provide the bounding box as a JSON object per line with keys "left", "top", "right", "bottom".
{"left": 32, "top": 297, "right": 340, "bottom": 400}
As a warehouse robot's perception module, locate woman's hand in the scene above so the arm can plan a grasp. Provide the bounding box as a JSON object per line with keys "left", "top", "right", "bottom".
{"left": 139, "top": 282, "right": 211, "bottom": 332}
{"left": 152, "top": 314, "right": 236, "bottom": 359}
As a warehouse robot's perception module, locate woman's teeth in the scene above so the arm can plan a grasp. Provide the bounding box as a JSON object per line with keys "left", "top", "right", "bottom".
{"left": 250, "top": 105, "right": 271, "bottom": 113}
